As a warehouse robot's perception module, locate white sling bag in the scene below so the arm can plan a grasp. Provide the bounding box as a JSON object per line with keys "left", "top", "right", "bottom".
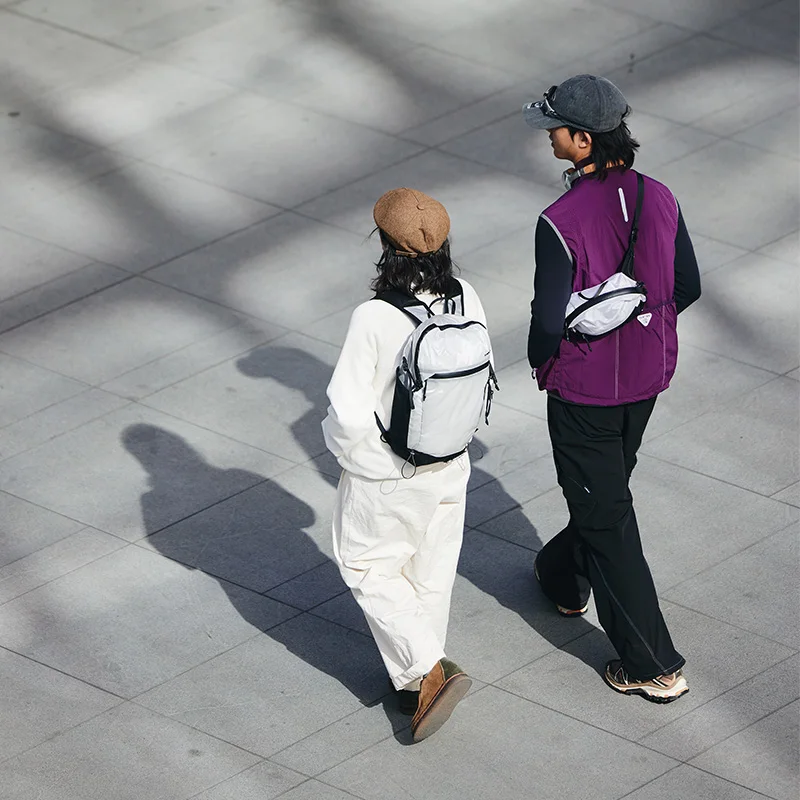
{"left": 564, "top": 172, "right": 647, "bottom": 338}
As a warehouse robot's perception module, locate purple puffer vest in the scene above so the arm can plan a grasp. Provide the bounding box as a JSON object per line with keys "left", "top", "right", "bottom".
{"left": 536, "top": 169, "right": 679, "bottom": 406}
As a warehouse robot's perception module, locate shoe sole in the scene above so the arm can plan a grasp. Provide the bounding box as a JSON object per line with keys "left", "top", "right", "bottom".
{"left": 534, "top": 560, "right": 589, "bottom": 618}
{"left": 603, "top": 674, "right": 690, "bottom": 704}
{"left": 411, "top": 674, "right": 472, "bottom": 742}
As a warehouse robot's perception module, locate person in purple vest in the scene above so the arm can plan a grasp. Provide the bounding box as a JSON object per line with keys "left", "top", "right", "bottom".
{"left": 522, "top": 75, "right": 701, "bottom": 703}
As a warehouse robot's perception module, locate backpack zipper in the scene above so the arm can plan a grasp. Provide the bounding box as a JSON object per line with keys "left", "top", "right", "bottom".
{"left": 412, "top": 320, "right": 488, "bottom": 387}
{"left": 427, "top": 360, "right": 491, "bottom": 380}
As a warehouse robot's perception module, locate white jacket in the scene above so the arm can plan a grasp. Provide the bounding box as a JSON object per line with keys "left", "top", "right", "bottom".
{"left": 322, "top": 279, "right": 487, "bottom": 480}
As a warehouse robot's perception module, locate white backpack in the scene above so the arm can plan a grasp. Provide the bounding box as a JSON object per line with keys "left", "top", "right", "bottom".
{"left": 374, "top": 280, "right": 498, "bottom": 472}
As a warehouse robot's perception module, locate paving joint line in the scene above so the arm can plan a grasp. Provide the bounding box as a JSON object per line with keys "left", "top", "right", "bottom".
{"left": 641, "top": 651, "right": 800, "bottom": 743}
{"left": 4, "top": 6, "right": 139, "bottom": 54}
{"left": 663, "top": 516, "right": 800, "bottom": 596}
{"left": 490, "top": 681, "right": 686, "bottom": 762}
{"left": 638, "top": 445, "right": 799, "bottom": 503}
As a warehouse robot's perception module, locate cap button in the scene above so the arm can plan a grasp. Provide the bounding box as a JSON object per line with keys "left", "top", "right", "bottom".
{"left": 416, "top": 203, "right": 426, "bottom": 210}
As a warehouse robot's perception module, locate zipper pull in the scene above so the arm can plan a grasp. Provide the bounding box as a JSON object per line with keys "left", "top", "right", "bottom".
{"left": 489, "top": 365, "right": 499, "bottom": 391}
{"left": 485, "top": 382, "right": 495, "bottom": 424}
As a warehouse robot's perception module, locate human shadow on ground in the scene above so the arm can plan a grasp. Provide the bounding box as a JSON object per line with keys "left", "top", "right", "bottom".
{"left": 235, "top": 344, "right": 602, "bottom": 683}
{"left": 123, "top": 423, "right": 409, "bottom": 739}
{"left": 236, "top": 344, "right": 339, "bottom": 489}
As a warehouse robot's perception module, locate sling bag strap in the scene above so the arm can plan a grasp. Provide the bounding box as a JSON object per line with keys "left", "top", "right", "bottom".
{"left": 619, "top": 171, "right": 645, "bottom": 279}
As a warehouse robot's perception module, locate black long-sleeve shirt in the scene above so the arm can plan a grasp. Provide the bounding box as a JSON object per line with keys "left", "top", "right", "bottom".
{"left": 527, "top": 205, "right": 701, "bottom": 369}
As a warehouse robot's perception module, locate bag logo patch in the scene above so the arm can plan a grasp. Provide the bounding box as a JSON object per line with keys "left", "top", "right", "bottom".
{"left": 637, "top": 313, "right": 652, "bottom": 327}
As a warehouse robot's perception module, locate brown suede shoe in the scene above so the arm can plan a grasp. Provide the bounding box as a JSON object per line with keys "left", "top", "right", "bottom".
{"left": 411, "top": 659, "right": 472, "bottom": 742}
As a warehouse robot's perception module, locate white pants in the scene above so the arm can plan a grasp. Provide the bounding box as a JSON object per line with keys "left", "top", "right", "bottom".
{"left": 332, "top": 457, "right": 470, "bottom": 690}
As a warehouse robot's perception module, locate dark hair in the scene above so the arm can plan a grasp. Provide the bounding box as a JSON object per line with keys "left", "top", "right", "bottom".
{"left": 568, "top": 109, "right": 639, "bottom": 180}
{"left": 370, "top": 229, "right": 457, "bottom": 296}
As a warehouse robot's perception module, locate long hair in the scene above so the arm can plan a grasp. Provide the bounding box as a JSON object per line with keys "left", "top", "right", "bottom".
{"left": 569, "top": 109, "right": 640, "bottom": 180}
{"left": 370, "top": 229, "right": 457, "bottom": 296}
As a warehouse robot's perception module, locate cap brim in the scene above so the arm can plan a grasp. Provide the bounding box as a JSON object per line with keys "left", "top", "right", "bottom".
{"left": 522, "top": 101, "right": 565, "bottom": 130}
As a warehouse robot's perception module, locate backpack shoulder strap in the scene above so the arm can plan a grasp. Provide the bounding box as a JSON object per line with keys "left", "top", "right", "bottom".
{"left": 442, "top": 276, "right": 465, "bottom": 316}
{"left": 373, "top": 289, "right": 431, "bottom": 325}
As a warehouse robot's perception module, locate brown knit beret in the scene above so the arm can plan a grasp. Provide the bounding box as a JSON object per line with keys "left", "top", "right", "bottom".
{"left": 373, "top": 188, "right": 450, "bottom": 257}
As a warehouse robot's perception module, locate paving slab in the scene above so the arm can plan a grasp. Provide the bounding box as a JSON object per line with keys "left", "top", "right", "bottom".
{"left": 15, "top": 0, "right": 264, "bottom": 53}
{"left": 19, "top": 58, "right": 238, "bottom": 150}
{"left": 432, "top": 2, "right": 656, "bottom": 77}
{"left": 643, "top": 343, "right": 778, "bottom": 440}
{"left": 270, "top": 697, "right": 413, "bottom": 777}
{"left": 496, "top": 602, "right": 795, "bottom": 742}
{"left": 641, "top": 654, "right": 799, "bottom": 762}
{"left": 607, "top": 36, "right": 798, "bottom": 128}
{"left": 690, "top": 701, "right": 799, "bottom": 800}
{"left": 285, "top": 0, "right": 522, "bottom": 48}
{"left": 759, "top": 229, "right": 799, "bottom": 264}
{"left": 0, "top": 527, "right": 125, "bottom": 605}
{"left": 0, "top": 545, "right": 296, "bottom": 697}
{"left": 320, "top": 685, "right": 676, "bottom": 800}
{"left": 622, "top": 765, "right": 770, "bottom": 800}
{"left": 145, "top": 2, "right": 393, "bottom": 97}
{"left": 136, "top": 614, "right": 388, "bottom": 757}
{"left": 673, "top": 254, "right": 799, "bottom": 375}
{"left": 0, "top": 352, "right": 87, "bottom": 427}
{"left": 136, "top": 98, "right": 423, "bottom": 207}
{"left": 0, "top": 702, "right": 261, "bottom": 800}
{"left": 294, "top": 45, "right": 519, "bottom": 135}
{"left": 297, "top": 149, "right": 557, "bottom": 258}
{"left": 447, "top": 529, "right": 594, "bottom": 683}
{"left": 265, "top": 560, "right": 347, "bottom": 612}
{"left": 100, "top": 318, "right": 286, "bottom": 401}
{"left": 3, "top": 161, "right": 280, "bottom": 272}
{"left": 478, "top": 455, "right": 799, "bottom": 588}
{"left": 0, "top": 227, "right": 93, "bottom": 300}
{"left": 265, "top": 781, "right": 363, "bottom": 800}
{"left": 0, "top": 278, "right": 246, "bottom": 385}
{"left": 692, "top": 75, "right": 799, "bottom": 136}
{"left": 734, "top": 106, "right": 800, "bottom": 159}
{"left": 0, "top": 107, "right": 90, "bottom": 160}
{"left": 643, "top": 378, "right": 799, "bottom": 497}
{"left": 0, "top": 263, "right": 130, "bottom": 337}
{"left": 465, "top": 453, "right": 557, "bottom": 529}
{"left": 689, "top": 234, "right": 750, "bottom": 275}
{"left": 0, "top": 646, "right": 121, "bottom": 762}
{"left": 189, "top": 760, "right": 307, "bottom": 800}
{"left": 710, "top": 0, "right": 799, "bottom": 61}
{"left": 655, "top": 141, "right": 798, "bottom": 251}
{"left": 142, "top": 333, "right": 338, "bottom": 464}
{"left": 0, "top": 491, "right": 86, "bottom": 568}
{"left": 0, "top": 11, "right": 132, "bottom": 98}
{"left": 773, "top": 482, "right": 800, "bottom": 507}
{"left": 147, "top": 213, "right": 374, "bottom": 329}
{"left": 0, "top": 404, "right": 294, "bottom": 540}
{"left": 626, "top": 456, "right": 798, "bottom": 590}
{"left": 599, "top": 0, "right": 771, "bottom": 29}
{"left": 139, "top": 465, "right": 335, "bottom": 593}
{"left": 0, "top": 389, "right": 129, "bottom": 461}
{"left": 665, "top": 522, "right": 799, "bottom": 649}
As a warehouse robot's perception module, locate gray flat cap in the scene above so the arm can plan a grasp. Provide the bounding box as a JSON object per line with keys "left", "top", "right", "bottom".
{"left": 523, "top": 74, "right": 629, "bottom": 133}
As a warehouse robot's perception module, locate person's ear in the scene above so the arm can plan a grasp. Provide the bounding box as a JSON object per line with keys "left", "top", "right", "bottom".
{"left": 577, "top": 131, "right": 593, "bottom": 151}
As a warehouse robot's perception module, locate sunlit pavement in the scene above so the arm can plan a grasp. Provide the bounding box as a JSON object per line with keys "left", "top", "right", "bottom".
{"left": 0, "top": 1, "right": 797, "bottom": 798}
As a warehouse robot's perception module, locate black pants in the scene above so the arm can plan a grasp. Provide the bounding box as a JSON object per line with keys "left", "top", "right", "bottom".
{"left": 536, "top": 395, "right": 685, "bottom": 680}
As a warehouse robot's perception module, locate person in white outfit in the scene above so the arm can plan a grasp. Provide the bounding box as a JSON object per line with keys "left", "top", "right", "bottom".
{"left": 322, "top": 188, "right": 488, "bottom": 742}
